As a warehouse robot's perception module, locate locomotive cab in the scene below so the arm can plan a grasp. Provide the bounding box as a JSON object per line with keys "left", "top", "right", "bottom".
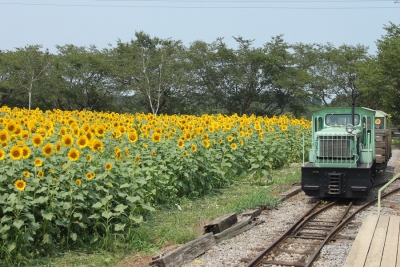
{"left": 302, "top": 107, "right": 377, "bottom": 198}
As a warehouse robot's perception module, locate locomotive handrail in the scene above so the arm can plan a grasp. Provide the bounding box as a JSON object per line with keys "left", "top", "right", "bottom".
{"left": 377, "top": 173, "right": 400, "bottom": 215}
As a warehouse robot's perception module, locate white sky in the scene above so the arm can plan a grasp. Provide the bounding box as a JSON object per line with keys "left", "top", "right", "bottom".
{"left": 0, "top": 0, "right": 399, "bottom": 54}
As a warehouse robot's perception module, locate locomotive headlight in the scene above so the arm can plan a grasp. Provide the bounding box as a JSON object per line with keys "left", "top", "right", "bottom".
{"left": 346, "top": 124, "right": 355, "bottom": 133}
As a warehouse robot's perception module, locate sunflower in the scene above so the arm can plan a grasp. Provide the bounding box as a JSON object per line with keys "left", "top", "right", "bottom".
{"left": 135, "top": 155, "right": 141, "bottom": 163}
{"left": 6, "top": 121, "right": 16, "bottom": 133}
{"left": 86, "top": 154, "right": 92, "bottom": 162}
{"left": 202, "top": 140, "right": 211, "bottom": 149}
{"left": 56, "top": 141, "right": 62, "bottom": 153}
{"left": 0, "top": 130, "right": 8, "bottom": 143}
{"left": 10, "top": 146, "right": 23, "bottom": 160}
{"left": 112, "top": 130, "right": 122, "bottom": 139}
{"left": 86, "top": 131, "right": 93, "bottom": 141}
{"left": 23, "top": 171, "right": 30, "bottom": 178}
{"left": 105, "top": 162, "right": 112, "bottom": 171}
{"left": 182, "top": 151, "right": 188, "bottom": 157}
{"left": 31, "top": 133, "right": 44, "bottom": 147}
{"left": 230, "top": 143, "right": 238, "bottom": 150}
{"left": 96, "top": 126, "right": 106, "bottom": 137}
{"left": 14, "top": 179, "right": 27, "bottom": 191}
{"left": 21, "top": 146, "right": 31, "bottom": 159}
{"left": 151, "top": 151, "right": 157, "bottom": 156}
{"left": 85, "top": 172, "right": 95, "bottom": 180}
{"left": 76, "top": 135, "right": 89, "bottom": 148}
{"left": 177, "top": 139, "right": 185, "bottom": 148}
{"left": 90, "top": 139, "right": 104, "bottom": 152}
{"left": 281, "top": 125, "right": 288, "bottom": 132}
{"left": 191, "top": 144, "right": 197, "bottom": 153}
{"left": 34, "top": 158, "right": 43, "bottom": 167}
{"left": 151, "top": 132, "right": 161, "bottom": 143}
{"left": 127, "top": 131, "right": 138, "bottom": 143}
{"left": 0, "top": 149, "right": 5, "bottom": 160}
{"left": 62, "top": 134, "right": 74, "bottom": 147}
{"left": 76, "top": 179, "right": 82, "bottom": 185}
{"left": 42, "top": 143, "right": 54, "bottom": 157}
{"left": 21, "top": 130, "right": 29, "bottom": 140}
{"left": 38, "top": 169, "right": 44, "bottom": 179}
{"left": 67, "top": 148, "right": 80, "bottom": 162}
{"left": 116, "top": 151, "right": 122, "bottom": 160}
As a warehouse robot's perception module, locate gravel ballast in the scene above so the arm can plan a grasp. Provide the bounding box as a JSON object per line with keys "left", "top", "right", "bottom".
{"left": 180, "top": 149, "right": 400, "bottom": 267}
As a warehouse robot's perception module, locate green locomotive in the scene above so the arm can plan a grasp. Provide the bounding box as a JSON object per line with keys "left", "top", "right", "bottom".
{"left": 302, "top": 107, "right": 392, "bottom": 198}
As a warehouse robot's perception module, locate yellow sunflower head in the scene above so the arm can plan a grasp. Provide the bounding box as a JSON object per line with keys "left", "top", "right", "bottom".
{"left": 21, "top": 146, "right": 31, "bottom": 159}
{"left": 105, "top": 162, "right": 112, "bottom": 171}
{"left": 191, "top": 144, "right": 197, "bottom": 153}
{"left": 127, "top": 131, "right": 138, "bottom": 143}
{"left": 55, "top": 141, "right": 62, "bottom": 153}
{"left": 14, "top": 179, "right": 27, "bottom": 191}
{"left": 76, "top": 135, "right": 89, "bottom": 148}
{"left": 76, "top": 179, "right": 82, "bottom": 185}
{"left": 23, "top": 171, "right": 30, "bottom": 178}
{"left": 34, "top": 158, "right": 43, "bottom": 167}
{"left": 230, "top": 143, "right": 237, "bottom": 150}
{"left": 10, "top": 146, "right": 23, "bottom": 161}
{"left": 31, "top": 133, "right": 44, "bottom": 147}
{"left": 177, "top": 139, "right": 185, "bottom": 148}
{"left": 62, "top": 134, "right": 74, "bottom": 147}
{"left": 67, "top": 148, "right": 80, "bottom": 162}
{"left": 151, "top": 132, "right": 161, "bottom": 143}
{"left": 85, "top": 172, "right": 95, "bottom": 180}
{"left": 0, "top": 130, "right": 8, "bottom": 143}
{"left": 0, "top": 149, "right": 5, "bottom": 160}
{"left": 90, "top": 139, "right": 104, "bottom": 152}
{"left": 42, "top": 143, "right": 54, "bottom": 157}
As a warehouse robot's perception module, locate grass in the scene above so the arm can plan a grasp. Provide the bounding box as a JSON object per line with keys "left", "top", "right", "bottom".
{"left": 26, "top": 164, "right": 301, "bottom": 267}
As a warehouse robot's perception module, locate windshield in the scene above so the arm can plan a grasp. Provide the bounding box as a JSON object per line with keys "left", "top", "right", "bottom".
{"left": 326, "top": 114, "right": 360, "bottom": 126}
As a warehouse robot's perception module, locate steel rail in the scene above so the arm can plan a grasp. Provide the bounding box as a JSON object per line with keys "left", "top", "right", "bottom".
{"left": 245, "top": 200, "right": 337, "bottom": 267}
{"left": 246, "top": 186, "right": 400, "bottom": 267}
{"left": 305, "top": 186, "right": 400, "bottom": 267}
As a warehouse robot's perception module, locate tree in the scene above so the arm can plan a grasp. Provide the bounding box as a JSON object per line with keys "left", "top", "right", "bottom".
{"left": 328, "top": 44, "right": 369, "bottom": 107}
{"left": 362, "top": 22, "right": 400, "bottom": 124}
{"left": 0, "top": 50, "right": 25, "bottom": 107}
{"left": 256, "top": 35, "right": 309, "bottom": 116}
{"left": 6, "top": 45, "right": 52, "bottom": 109}
{"left": 110, "top": 32, "right": 186, "bottom": 115}
{"left": 53, "top": 44, "right": 114, "bottom": 111}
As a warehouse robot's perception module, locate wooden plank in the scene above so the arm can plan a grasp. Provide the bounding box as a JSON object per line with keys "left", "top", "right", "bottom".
{"left": 381, "top": 216, "right": 400, "bottom": 267}
{"left": 149, "top": 233, "right": 216, "bottom": 267}
{"left": 204, "top": 213, "right": 237, "bottom": 234}
{"left": 277, "top": 186, "right": 302, "bottom": 201}
{"left": 343, "top": 215, "right": 379, "bottom": 267}
{"left": 364, "top": 215, "right": 390, "bottom": 267}
{"left": 214, "top": 218, "right": 259, "bottom": 243}
{"left": 376, "top": 141, "right": 386, "bottom": 148}
{"left": 376, "top": 148, "right": 386, "bottom": 155}
{"left": 240, "top": 208, "right": 261, "bottom": 219}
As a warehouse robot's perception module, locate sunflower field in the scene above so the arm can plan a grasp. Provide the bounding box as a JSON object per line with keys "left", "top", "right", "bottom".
{"left": 0, "top": 106, "right": 311, "bottom": 261}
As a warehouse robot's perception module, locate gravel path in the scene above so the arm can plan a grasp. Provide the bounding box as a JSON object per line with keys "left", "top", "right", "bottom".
{"left": 181, "top": 148, "right": 400, "bottom": 267}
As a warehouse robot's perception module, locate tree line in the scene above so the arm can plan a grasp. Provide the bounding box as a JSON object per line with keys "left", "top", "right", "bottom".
{"left": 1, "top": 22, "right": 399, "bottom": 123}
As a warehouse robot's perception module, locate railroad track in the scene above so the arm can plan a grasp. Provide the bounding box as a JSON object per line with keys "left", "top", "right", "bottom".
{"left": 241, "top": 186, "right": 400, "bottom": 267}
